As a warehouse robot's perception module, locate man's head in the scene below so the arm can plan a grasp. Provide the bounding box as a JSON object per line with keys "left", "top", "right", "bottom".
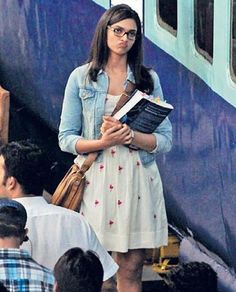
{"left": 54, "top": 247, "right": 104, "bottom": 292}
{"left": 165, "top": 261, "right": 217, "bottom": 292}
{"left": 0, "top": 198, "right": 28, "bottom": 245}
{"left": 0, "top": 140, "right": 49, "bottom": 197}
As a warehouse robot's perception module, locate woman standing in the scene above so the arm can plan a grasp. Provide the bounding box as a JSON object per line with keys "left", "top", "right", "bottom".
{"left": 59, "top": 4, "right": 172, "bottom": 292}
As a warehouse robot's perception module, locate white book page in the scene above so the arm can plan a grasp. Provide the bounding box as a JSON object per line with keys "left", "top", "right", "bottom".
{"left": 113, "top": 90, "right": 173, "bottom": 120}
{"left": 113, "top": 90, "right": 147, "bottom": 120}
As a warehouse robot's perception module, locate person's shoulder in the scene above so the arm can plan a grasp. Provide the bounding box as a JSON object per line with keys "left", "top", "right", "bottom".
{"left": 46, "top": 204, "right": 90, "bottom": 225}
{"left": 28, "top": 257, "right": 54, "bottom": 283}
{"left": 146, "top": 68, "right": 162, "bottom": 91}
{"left": 17, "top": 249, "right": 54, "bottom": 277}
{"left": 20, "top": 198, "right": 88, "bottom": 225}
{"left": 67, "top": 63, "right": 91, "bottom": 86}
{"left": 147, "top": 68, "right": 160, "bottom": 80}
{"left": 70, "top": 63, "right": 90, "bottom": 76}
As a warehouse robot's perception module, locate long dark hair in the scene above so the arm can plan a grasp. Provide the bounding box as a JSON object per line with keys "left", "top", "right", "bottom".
{"left": 87, "top": 4, "right": 154, "bottom": 94}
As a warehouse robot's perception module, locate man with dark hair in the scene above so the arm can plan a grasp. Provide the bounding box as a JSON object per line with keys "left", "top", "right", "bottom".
{"left": 0, "top": 140, "right": 48, "bottom": 197}
{"left": 0, "top": 198, "right": 54, "bottom": 291}
{"left": 165, "top": 261, "right": 217, "bottom": 292}
{"left": 54, "top": 247, "right": 104, "bottom": 292}
{"left": 0, "top": 140, "right": 118, "bottom": 285}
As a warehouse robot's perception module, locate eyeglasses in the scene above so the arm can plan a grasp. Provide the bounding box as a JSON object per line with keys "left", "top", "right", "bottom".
{"left": 107, "top": 26, "right": 137, "bottom": 40}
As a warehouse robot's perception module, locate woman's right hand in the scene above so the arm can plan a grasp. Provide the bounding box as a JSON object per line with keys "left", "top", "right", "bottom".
{"left": 101, "top": 123, "right": 133, "bottom": 148}
{"left": 100, "top": 116, "right": 121, "bottom": 134}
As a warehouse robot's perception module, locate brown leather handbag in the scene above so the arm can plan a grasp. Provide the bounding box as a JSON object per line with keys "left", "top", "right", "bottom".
{"left": 51, "top": 153, "right": 98, "bottom": 211}
{"left": 51, "top": 81, "right": 136, "bottom": 211}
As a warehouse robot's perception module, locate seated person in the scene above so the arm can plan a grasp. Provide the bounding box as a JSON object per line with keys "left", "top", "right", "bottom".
{"left": 54, "top": 247, "right": 103, "bottom": 292}
{"left": 0, "top": 198, "right": 54, "bottom": 291}
{"left": 0, "top": 140, "right": 118, "bottom": 284}
{"left": 164, "top": 261, "right": 217, "bottom": 292}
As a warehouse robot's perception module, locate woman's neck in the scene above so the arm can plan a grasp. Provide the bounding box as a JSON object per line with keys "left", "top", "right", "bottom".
{"left": 105, "top": 54, "right": 127, "bottom": 73}
{"left": 105, "top": 54, "right": 129, "bottom": 95}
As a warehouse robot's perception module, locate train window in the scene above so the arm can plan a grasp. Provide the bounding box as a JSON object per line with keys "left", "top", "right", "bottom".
{"left": 232, "top": 0, "right": 236, "bottom": 78}
{"left": 156, "top": 0, "right": 177, "bottom": 36}
{"left": 194, "top": 0, "right": 214, "bottom": 62}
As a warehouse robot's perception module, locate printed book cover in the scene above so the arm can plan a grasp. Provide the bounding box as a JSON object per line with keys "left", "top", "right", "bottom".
{"left": 113, "top": 89, "right": 173, "bottom": 133}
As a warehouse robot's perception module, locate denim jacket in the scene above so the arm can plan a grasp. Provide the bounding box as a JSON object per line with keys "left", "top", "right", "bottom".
{"left": 59, "top": 63, "right": 172, "bottom": 166}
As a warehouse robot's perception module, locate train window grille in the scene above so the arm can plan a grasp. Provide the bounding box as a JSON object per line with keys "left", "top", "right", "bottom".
{"left": 194, "top": 0, "right": 214, "bottom": 63}
{"left": 156, "top": 0, "right": 177, "bottom": 36}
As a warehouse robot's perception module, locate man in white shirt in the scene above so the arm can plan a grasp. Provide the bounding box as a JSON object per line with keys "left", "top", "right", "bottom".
{"left": 0, "top": 140, "right": 118, "bottom": 285}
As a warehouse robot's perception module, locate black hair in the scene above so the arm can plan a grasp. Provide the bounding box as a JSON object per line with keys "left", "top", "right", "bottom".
{"left": 54, "top": 247, "right": 104, "bottom": 292}
{"left": 0, "top": 201, "right": 27, "bottom": 239}
{"left": 0, "top": 282, "right": 8, "bottom": 292}
{"left": 165, "top": 262, "right": 217, "bottom": 292}
{"left": 0, "top": 140, "right": 50, "bottom": 196}
{"left": 87, "top": 4, "right": 154, "bottom": 94}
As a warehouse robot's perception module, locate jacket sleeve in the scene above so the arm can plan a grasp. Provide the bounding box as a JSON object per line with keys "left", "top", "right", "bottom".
{"left": 58, "top": 68, "right": 83, "bottom": 155}
{"left": 149, "top": 70, "right": 173, "bottom": 154}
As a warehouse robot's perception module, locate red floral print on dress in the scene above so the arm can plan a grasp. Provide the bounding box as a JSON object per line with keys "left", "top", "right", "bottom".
{"left": 85, "top": 180, "right": 90, "bottom": 188}
{"left": 99, "top": 164, "right": 104, "bottom": 171}
{"left": 136, "top": 161, "right": 140, "bottom": 166}
{"left": 95, "top": 200, "right": 99, "bottom": 206}
{"left": 111, "top": 149, "right": 116, "bottom": 157}
{"left": 109, "top": 184, "right": 114, "bottom": 191}
{"left": 109, "top": 220, "right": 114, "bottom": 226}
{"left": 118, "top": 200, "right": 122, "bottom": 206}
{"left": 118, "top": 165, "right": 123, "bottom": 172}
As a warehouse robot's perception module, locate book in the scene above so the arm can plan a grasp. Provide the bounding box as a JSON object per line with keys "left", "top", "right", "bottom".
{"left": 113, "top": 89, "right": 173, "bottom": 133}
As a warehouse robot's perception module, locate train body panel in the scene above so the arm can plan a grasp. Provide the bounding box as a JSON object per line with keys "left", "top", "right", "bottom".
{"left": 143, "top": 36, "right": 236, "bottom": 269}
{"left": 0, "top": 0, "right": 104, "bottom": 130}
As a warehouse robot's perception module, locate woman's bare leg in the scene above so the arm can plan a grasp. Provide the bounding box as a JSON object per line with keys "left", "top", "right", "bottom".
{"left": 102, "top": 277, "right": 117, "bottom": 292}
{"left": 116, "top": 249, "right": 145, "bottom": 292}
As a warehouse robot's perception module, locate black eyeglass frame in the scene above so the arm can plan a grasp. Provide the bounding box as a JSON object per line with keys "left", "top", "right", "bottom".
{"left": 107, "top": 26, "right": 137, "bottom": 40}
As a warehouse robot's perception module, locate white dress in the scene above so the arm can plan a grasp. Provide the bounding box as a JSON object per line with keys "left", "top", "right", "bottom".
{"left": 75, "top": 94, "right": 168, "bottom": 252}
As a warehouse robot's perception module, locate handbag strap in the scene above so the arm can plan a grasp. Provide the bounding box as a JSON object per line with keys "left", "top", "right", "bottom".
{"left": 78, "top": 80, "right": 136, "bottom": 174}
{"left": 111, "top": 80, "right": 136, "bottom": 116}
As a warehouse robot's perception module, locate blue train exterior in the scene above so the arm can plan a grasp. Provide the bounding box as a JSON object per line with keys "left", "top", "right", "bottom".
{"left": 0, "top": 1, "right": 236, "bottom": 291}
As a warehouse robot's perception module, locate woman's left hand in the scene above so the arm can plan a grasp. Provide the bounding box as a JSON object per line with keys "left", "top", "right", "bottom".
{"left": 121, "top": 124, "right": 133, "bottom": 145}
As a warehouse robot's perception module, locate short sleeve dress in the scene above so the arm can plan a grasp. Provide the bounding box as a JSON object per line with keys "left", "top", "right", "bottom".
{"left": 75, "top": 94, "right": 168, "bottom": 252}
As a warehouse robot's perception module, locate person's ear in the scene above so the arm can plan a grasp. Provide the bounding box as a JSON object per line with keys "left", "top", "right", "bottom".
{"left": 23, "top": 228, "right": 29, "bottom": 242}
{"left": 6, "top": 176, "right": 17, "bottom": 191}
{"left": 20, "top": 228, "right": 29, "bottom": 244}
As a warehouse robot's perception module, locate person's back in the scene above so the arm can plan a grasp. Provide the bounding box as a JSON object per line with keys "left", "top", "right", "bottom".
{"left": 17, "top": 196, "right": 117, "bottom": 281}
{"left": 0, "top": 198, "right": 54, "bottom": 292}
{"left": 0, "top": 249, "right": 54, "bottom": 291}
{"left": 0, "top": 140, "right": 118, "bottom": 282}
{"left": 54, "top": 247, "right": 104, "bottom": 292}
